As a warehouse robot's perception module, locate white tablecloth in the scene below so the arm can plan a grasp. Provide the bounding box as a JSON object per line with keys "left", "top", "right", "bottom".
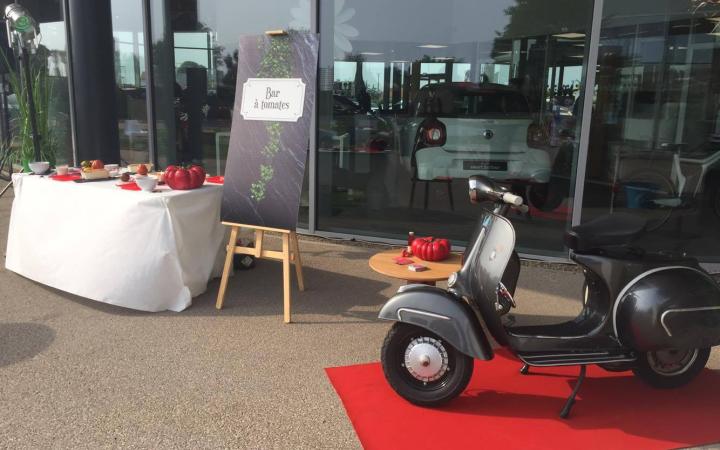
{"left": 5, "top": 174, "right": 226, "bottom": 312}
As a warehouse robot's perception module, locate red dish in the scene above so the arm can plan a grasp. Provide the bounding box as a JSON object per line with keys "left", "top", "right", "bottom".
{"left": 205, "top": 176, "right": 224, "bottom": 184}
{"left": 49, "top": 174, "right": 81, "bottom": 182}
{"left": 118, "top": 182, "right": 141, "bottom": 191}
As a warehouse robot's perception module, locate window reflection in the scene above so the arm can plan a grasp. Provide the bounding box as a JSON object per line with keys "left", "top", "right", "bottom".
{"left": 111, "top": 0, "right": 150, "bottom": 165}
{"left": 583, "top": 0, "right": 720, "bottom": 262}
{"left": 318, "top": 0, "right": 592, "bottom": 254}
{"left": 151, "top": 0, "right": 309, "bottom": 177}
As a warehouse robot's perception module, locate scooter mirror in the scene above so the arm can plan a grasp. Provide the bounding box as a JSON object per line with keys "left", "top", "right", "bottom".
{"left": 468, "top": 176, "right": 501, "bottom": 203}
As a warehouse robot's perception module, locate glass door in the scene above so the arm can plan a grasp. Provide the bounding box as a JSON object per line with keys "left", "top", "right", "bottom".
{"left": 582, "top": 0, "right": 720, "bottom": 262}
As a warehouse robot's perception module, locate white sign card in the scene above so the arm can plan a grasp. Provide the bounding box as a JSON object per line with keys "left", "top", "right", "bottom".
{"left": 240, "top": 78, "right": 306, "bottom": 122}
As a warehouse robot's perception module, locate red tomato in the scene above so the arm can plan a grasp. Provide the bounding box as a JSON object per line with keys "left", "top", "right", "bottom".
{"left": 91, "top": 160, "right": 104, "bottom": 170}
{"left": 165, "top": 164, "right": 206, "bottom": 190}
{"left": 136, "top": 164, "right": 148, "bottom": 175}
{"left": 188, "top": 165, "right": 206, "bottom": 187}
{"left": 411, "top": 237, "right": 451, "bottom": 261}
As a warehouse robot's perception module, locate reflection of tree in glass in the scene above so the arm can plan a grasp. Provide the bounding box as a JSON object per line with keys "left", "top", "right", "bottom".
{"left": 497, "top": 0, "right": 592, "bottom": 40}
{"left": 221, "top": 50, "right": 239, "bottom": 89}
{"left": 488, "top": 0, "right": 592, "bottom": 114}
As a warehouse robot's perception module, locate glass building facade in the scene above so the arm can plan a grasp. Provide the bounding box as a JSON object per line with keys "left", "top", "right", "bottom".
{"left": 6, "top": 0, "right": 720, "bottom": 262}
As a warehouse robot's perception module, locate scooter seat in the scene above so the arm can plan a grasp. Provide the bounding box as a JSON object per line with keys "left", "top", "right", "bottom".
{"left": 564, "top": 213, "right": 646, "bottom": 253}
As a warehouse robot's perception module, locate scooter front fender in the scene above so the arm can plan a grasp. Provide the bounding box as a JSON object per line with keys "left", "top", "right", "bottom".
{"left": 378, "top": 284, "right": 493, "bottom": 360}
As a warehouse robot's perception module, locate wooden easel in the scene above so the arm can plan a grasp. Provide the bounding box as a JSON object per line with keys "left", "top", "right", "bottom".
{"left": 215, "top": 222, "right": 305, "bottom": 323}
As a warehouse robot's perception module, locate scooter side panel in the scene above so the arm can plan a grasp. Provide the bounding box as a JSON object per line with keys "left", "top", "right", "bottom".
{"left": 615, "top": 267, "right": 720, "bottom": 351}
{"left": 460, "top": 213, "right": 516, "bottom": 346}
{"left": 378, "top": 285, "right": 494, "bottom": 360}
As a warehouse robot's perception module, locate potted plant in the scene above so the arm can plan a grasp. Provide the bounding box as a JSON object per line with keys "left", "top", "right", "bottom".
{"left": 1, "top": 47, "right": 57, "bottom": 172}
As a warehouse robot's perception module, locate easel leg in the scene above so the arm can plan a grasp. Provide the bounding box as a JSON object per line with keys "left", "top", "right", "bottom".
{"left": 290, "top": 231, "right": 305, "bottom": 291}
{"left": 215, "top": 226, "right": 239, "bottom": 309}
{"left": 254, "top": 229, "right": 264, "bottom": 257}
{"left": 282, "top": 232, "right": 291, "bottom": 323}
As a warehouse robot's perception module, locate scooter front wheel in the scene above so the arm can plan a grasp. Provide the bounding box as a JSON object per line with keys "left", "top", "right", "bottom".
{"left": 381, "top": 322, "right": 474, "bottom": 406}
{"left": 632, "top": 347, "right": 710, "bottom": 389}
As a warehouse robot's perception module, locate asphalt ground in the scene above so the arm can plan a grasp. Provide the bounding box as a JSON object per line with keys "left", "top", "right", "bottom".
{"left": 1, "top": 190, "right": 718, "bottom": 449}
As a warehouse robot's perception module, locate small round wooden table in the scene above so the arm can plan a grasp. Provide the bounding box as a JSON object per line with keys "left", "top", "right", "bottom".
{"left": 368, "top": 249, "right": 463, "bottom": 285}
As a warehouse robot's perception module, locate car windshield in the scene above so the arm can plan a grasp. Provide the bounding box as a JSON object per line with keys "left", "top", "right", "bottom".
{"left": 415, "top": 84, "right": 530, "bottom": 118}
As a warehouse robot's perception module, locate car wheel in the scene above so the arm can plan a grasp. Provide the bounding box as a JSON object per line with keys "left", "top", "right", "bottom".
{"left": 381, "top": 322, "right": 474, "bottom": 406}
{"left": 526, "top": 183, "right": 563, "bottom": 212}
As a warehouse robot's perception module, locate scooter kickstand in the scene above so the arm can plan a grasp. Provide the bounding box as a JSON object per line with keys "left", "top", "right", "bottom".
{"left": 559, "top": 365, "right": 586, "bottom": 419}
{"left": 520, "top": 364, "right": 530, "bottom": 375}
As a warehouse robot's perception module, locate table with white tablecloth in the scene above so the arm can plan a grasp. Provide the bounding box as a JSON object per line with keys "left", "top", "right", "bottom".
{"left": 5, "top": 174, "right": 226, "bottom": 312}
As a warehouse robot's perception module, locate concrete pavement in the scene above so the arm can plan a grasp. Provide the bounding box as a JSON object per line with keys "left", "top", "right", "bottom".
{"left": 1, "top": 190, "right": 717, "bottom": 449}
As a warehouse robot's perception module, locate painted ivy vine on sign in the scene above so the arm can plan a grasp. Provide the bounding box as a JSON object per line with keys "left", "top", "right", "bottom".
{"left": 249, "top": 34, "right": 293, "bottom": 202}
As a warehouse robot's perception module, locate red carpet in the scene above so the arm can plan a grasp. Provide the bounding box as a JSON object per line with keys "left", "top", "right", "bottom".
{"left": 326, "top": 351, "right": 720, "bottom": 450}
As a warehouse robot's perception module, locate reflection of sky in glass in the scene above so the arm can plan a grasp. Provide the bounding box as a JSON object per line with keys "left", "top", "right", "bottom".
{"left": 198, "top": 0, "right": 309, "bottom": 51}
{"left": 39, "top": 22, "right": 67, "bottom": 77}
{"left": 332, "top": 0, "right": 514, "bottom": 46}
{"left": 174, "top": 32, "right": 212, "bottom": 69}
{"left": 111, "top": 0, "right": 146, "bottom": 87}
{"left": 362, "top": 62, "right": 384, "bottom": 91}
{"left": 113, "top": 31, "right": 145, "bottom": 87}
{"left": 39, "top": 22, "right": 65, "bottom": 51}
{"left": 334, "top": 62, "right": 356, "bottom": 82}
{"left": 324, "top": 0, "right": 591, "bottom": 98}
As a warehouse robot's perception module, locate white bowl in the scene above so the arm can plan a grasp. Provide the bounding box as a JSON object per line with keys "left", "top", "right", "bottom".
{"left": 29, "top": 161, "right": 50, "bottom": 174}
{"left": 134, "top": 175, "right": 158, "bottom": 192}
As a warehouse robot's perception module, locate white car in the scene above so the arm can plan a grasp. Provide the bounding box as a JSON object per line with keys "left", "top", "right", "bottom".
{"left": 407, "top": 83, "right": 551, "bottom": 184}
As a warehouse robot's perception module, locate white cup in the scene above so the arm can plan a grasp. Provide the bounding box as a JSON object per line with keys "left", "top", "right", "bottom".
{"left": 56, "top": 165, "right": 69, "bottom": 176}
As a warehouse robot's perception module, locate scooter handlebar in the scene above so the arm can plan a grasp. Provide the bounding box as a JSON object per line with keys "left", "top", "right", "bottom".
{"left": 502, "top": 192, "right": 523, "bottom": 206}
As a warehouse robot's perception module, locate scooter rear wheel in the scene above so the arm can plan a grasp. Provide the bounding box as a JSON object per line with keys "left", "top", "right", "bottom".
{"left": 381, "top": 322, "right": 474, "bottom": 406}
{"left": 632, "top": 348, "right": 710, "bottom": 389}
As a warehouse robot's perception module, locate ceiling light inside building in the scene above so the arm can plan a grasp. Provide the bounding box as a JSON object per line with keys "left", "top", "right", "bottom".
{"left": 553, "top": 32, "right": 585, "bottom": 39}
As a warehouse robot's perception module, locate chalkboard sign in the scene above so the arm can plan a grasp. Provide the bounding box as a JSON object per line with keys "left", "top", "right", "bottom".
{"left": 221, "top": 32, "right": 318, "bottom": 230}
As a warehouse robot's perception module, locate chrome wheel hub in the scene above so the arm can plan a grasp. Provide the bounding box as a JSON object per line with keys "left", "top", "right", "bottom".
{"left": 404, "top": 337, "right": 449, "bottom": 382}
{"left": 648, "top": 349, "right": 698, "bottom": 376}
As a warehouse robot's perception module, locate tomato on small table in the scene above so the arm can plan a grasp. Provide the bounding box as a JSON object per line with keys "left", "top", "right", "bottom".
{"left": 411, "top": 237, "right": 451, "bottom": 262}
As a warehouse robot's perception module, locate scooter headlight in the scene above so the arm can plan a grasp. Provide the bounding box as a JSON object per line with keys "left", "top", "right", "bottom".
{"left": 447, "top": 272, "right": 458, "bottom": 288}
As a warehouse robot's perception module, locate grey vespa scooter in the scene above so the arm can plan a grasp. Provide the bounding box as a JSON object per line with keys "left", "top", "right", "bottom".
{"left": 379, "top": 175, "right": 720, "bottom": 418}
